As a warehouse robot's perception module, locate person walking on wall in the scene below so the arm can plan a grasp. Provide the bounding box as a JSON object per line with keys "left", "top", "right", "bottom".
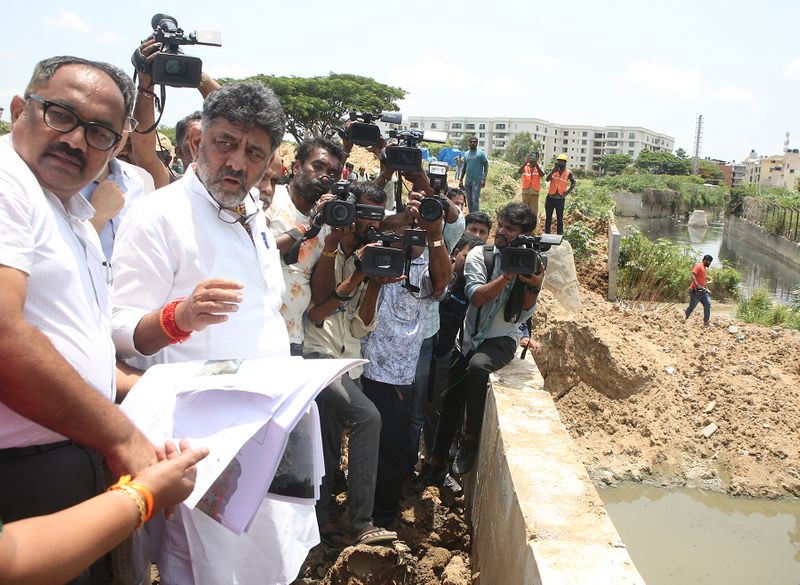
{"left": 544, "top": 153, "right": 575, "bottom": 235}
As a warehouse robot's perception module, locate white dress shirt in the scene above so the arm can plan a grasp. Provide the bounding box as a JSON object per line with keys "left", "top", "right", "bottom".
{"left": 0, "top": 135, "right": 116, "bottom": 448}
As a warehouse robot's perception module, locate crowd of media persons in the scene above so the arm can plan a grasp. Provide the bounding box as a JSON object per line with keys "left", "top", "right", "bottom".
{"left": 0, "top": 26, "right": 569, "bottom": 584}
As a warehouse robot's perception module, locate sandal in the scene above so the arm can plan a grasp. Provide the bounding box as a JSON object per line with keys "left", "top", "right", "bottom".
{"left": 354, "top": 526, "right": 398, "bottom": 546}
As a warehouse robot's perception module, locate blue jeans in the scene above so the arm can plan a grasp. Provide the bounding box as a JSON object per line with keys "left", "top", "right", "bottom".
{"left": 685, "top": 289, "right": 711, "bottom": 322}
{"left": 464, "top": 181, "right": 482, "bottom": 213}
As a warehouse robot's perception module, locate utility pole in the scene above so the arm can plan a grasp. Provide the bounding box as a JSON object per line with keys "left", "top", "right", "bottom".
{"left": 692, "top": 114, "right": 703, "bottom": 175}
{"left": 784, "top": 131, "right": 790, "bottom": 153}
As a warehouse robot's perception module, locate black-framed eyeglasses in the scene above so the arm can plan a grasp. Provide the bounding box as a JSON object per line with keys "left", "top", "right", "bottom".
{"left": 26, "top": 94, "right": 136, "bottom": 152}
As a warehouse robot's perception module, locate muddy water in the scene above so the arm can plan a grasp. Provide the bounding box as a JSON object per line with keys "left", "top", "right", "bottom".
{"left": 618, "top": 217, "right": 800, "bottom": 304}
{"left": 599, "top": 484, "right": 800, "bottom": 585}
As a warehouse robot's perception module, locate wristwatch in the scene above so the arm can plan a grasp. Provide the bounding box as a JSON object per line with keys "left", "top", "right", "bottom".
{"left": 333, "top": 290, "right": 353, "bottom": 302}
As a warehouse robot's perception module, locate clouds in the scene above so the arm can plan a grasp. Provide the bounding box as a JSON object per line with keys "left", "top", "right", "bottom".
{"left": 45, "top": 11, "right": 119, "bottom": 44}
{"left": 783, "top": 56, "right": 800, "bottom": 80}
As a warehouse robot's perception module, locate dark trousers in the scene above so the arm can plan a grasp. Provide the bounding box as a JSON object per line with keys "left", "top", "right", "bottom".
{"left": 361, "top": 377, "right": 416, "bottom": 527}
{"left": 432, "top": 336, "right": 516, "bottom": 459}
{"left": 0, "top": 441, "right": 112, "bottom": 585}
{"left": 544, "top": 195, "right": 566, "bottom": 235}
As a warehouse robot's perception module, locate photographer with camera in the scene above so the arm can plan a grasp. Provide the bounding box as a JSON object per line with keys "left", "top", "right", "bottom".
{"left": 266, "top": 137, "right": 345, "bottom": 355}
{"left": 685, "top": 254, "right": 713, "bottom": 326}
{"left": 518, "top": 152, "right": 545, "bottom": 215}
{"left": 359, "top": 198, "right": 452, "bottom": 527}
{"left": 303, "top": 182, "right": 401, "bottom": 547}
{"left": 427, "top": 203, "right": 544, "bottom": 478}
{"left": 544, "top": 153, "right": 576, "bottom": 235}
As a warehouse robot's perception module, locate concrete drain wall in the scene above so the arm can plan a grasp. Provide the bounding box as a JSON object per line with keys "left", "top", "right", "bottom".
{"left": 463, "top": 355, "right": 645, "bottom": 584}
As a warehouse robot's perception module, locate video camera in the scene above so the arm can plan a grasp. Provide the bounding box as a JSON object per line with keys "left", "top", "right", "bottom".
{"left": 149, "top": 14, "right": 222, "bottom": 87}
{"left": 385, "top": 128, "right": 448, "bottom": 172}
{"left": 500, "top": 233, "right": 563, "bottom": 275}
{"left": 339, "top": 111, "right": 402, "bottom": 147}
{"left": 360, "top": 227, "right": 426, "bottom": 285}
{"left": 417, "top": 161, "right": 450, "bottom": 223}
{"left": 321, "top": 181, "right": 385, "bottom": 227}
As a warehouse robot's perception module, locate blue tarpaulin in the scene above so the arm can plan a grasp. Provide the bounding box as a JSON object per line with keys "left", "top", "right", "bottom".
{"left": 436, "top": 147, "right": 465, "bottom": 167}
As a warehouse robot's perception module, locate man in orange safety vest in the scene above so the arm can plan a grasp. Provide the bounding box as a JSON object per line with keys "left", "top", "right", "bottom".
{"left": 544, "top": 153, "right": 576, "bottom": 235}
{"left": 517, "top": 151, "right": 545, "bottom": 217}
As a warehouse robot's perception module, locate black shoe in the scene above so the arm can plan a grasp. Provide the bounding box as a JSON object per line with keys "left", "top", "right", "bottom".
{"left": 448, "top": 433, "right": 461, "bottom": 460}
{"left": 451, "top": 441, "right": 478, "bottom": 476}
{"left": 415, "top": 462, "right": 447, "bottom": 490}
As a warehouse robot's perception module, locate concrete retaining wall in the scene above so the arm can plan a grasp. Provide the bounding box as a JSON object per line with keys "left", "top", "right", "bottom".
{"left": 612, "top": 192, "right": 670, "bottom": 218}
{"left": 464, "top": 356, "right": 644, "bottom": 585}
{"left": 608, "top": 223, "right": 621, "bottom": 301}
{"left": 724, "top": 215, "right": 800, "bottom": 270}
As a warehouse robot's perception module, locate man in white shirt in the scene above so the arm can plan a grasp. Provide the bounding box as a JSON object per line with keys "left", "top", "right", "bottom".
{"left": 111, "top": 81, "right": 310, "bottom": 585}
{"left": 0, "top": 55, "right": 156, "bottom": 585}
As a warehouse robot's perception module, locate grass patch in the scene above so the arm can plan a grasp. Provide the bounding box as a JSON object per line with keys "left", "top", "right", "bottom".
{"left": 736, "top": 289, "right": 800, "bottom": 330}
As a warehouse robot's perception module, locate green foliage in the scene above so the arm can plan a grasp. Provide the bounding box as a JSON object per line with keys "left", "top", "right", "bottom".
{"left": 478, "top": 158, "right": 518, "bottom": 218}
{"left": 708, "top": 261, "right": 741, "bottom": 301}
{"left": 736, "top": 184, "right": 800, "bottom": 208}
{"left": 617, "top": 229, "right": 695, "bottom": 302}
{"left": 563, "top": 221, "right": 594, "bottom": 258}
{"left": 635, "top": 150, "right": 692, "bottom": 175}
{"left": 736, "top": 289, "right": 800, "bottom": 330}
{"left": 697, "top": 159, "right": 724, "bottom": 185}
{"left": 504, "top": 131, "right": 534, "bottom": 166}
{"left": 0, "top": 120, "right": 9, "bottom": 135}
{"left": 223, "top": 73, "right": 405, "bottom": 143}
{"left": 593, "top": 172, "right": 725, "bottom": 210}
{"left": 458, "top": 134, "right": 475, "bottom": 151}
{"left": 675, "top": 148, "right": 689, "bottom": 159}
{"left": 157, "top": 125, "right": 176, "bottom": 145}
{"left": 598, "top": 153, "right": 632, "bottom": 175}
{"left": 565, "top": 181, "right": 614, "bottom": 219}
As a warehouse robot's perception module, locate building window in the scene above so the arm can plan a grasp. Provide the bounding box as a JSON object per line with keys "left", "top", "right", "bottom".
{"left": 608, "top": 141, "right": 618, "bottom": 147}
{"left": 593, "top": 150, "right": 602, "bottom": 155}
{"left": 431, "top": 123, "right": 437, "bottom": 129}
{"left": 607, "top": 132, "right": 619, "bottom": 138}
{"left": 581, "top": 140, "right": 587, "bottom": 145}
{"left": 563, "top": 139, "right": 568, "bottom": 145}
{"left": 479, "top": 141, "right": 485, "bottom": 146}
{"left": 582, "top": 131, "right": 588, "bottom": 137}
{"left": 629, "top": 132, "right": 635, "bottom": 139}
{"left": 563, "top": 130, "right": 569, "bottom": 137}
{"left": 410, "top": 122, "right": 419, "bottom": 128}
{"left": 544, "top": 127, "right": 548, "bottom": 134}
{"left": 452, "top": 123, "right": 462, "bottom": 129}
{"left": 479, "top": 133, "right": 485, "bottom": 138}
{"left": 466, "top": 123, "right": 475, "bottom": 130}
{"left": 479, "top": 123, "right": 485, "bottom": 130}
{"left": 628, "top": 142, "right": 634, "bottom": 147}
{"left": 581, "top": 157, "right": 586, "bottom": 162}
{"left": 594, "top": 132, "right": 604, "bottom": 139}
{"left": 496, "top": 123, "right": 506, "bottom": 129}
{"left": 628, "top": 150, "right": 634, "bottom": 156}
{"left": 536, "top": 125, "right": 540, "bottom": 132}
{"left": 496, "top": 133, "right": 506, "bottom": 138}
{"left": 581, "top": 148, "right": 586, "bottom": 153}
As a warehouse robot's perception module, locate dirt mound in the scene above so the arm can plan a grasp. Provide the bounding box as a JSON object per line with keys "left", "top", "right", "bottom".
{"left": 532, "top": 287, "right": 800, "bottom": 498}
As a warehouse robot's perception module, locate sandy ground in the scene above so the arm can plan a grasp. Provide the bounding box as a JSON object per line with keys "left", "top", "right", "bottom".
{"left": 535, "top": 217, "right": 800, "bottom": 499}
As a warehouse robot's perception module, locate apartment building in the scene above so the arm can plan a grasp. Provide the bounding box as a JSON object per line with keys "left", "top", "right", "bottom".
{"left": 743, "top": 150, "right": 800, "bottom": 191}
{"left": 378, "top": 116, "right": 674, "bottom": 172}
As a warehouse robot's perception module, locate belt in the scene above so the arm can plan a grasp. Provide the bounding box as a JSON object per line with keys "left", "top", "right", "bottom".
{"left": 0, "top": 439, "right": 73, "bottom": 461}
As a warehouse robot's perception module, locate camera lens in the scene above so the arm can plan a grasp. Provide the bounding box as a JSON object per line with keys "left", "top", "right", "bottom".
{"left": 419, "top": 198, "right": 443, "bottom": 222}
{"left": 165, "top": 59, "right": 186, "bottom": 75}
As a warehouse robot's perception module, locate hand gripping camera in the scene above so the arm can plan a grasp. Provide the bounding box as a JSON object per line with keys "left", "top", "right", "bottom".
{"left": 321, "top": 181, "right": 385, "bottom": 228}
{"left": 149, "top": 14, "right": 221, "bottom": 87}
{"left": 417, "top": 161, "right": 450, "bottom": 223}
{"left": 339, "top": 111, "right": 402, "bottom": 147}
{"left": 385, "top": 129, "right": 448, "bottom": 172}
{"left": 360, "top": 227, "right": 427, "bottom": 286}
{"left": 500, "top": 233, "right": 563, "bottom": 275}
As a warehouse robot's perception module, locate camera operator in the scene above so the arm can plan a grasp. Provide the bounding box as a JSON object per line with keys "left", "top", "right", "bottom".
{"left": 266, "top": 137, "right": 345, "bottom": 355}
{"left": 428, "top": 203, "right": 544, "bottom": 478}
{"left": 130, "top": 37, "right": 221, "bottom": 189}
{"left": 518, "top": 152, "right": 544, "bottom": 215}
{"left": 303, "top": 182, "right": 400, "bottom": 547}
{"left": 359, "top": 198, "right": 452, "bottom": 527}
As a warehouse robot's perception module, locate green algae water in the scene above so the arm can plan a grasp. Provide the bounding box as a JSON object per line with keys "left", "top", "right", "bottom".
{"left": 599, "top": 484, "right": 800, "bottom": 585}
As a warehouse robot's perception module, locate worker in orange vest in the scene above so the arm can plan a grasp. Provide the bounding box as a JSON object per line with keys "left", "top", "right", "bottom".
{"left": 517, "top": 152, "right": 545, "bottom": 217}
{"left": 544, "top": 153, "right": 576, "bottom": 235}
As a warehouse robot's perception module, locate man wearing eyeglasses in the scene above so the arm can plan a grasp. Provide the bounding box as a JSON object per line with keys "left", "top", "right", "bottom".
{"left": 0, "top": 56, "right": 156, "bottom": 585}
{"left": 111, "top": 82, "right": 310, "bottom": 585}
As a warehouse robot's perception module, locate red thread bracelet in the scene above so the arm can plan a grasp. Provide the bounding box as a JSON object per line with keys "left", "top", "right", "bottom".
{"left": 160, "top": 298, "right": 192, "bottom": 343}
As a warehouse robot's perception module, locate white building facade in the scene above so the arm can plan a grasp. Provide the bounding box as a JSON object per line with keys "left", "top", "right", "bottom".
{"left": 379, "top": 116, "right": 674, "bottom": 172}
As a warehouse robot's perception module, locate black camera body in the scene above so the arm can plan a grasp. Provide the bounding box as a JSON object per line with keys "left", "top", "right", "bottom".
{"left": 500, "top": 234, "right": 563, "bottom": 275}
{"left": 417, "top": 161, "right": 450, "bottom": 222}
{"left": 340, "top": 111, "right": 403, "bottom": 147}
{"left": 150, "top": 14, "right": 221, "bottom": 88}
{"left": 360, "top": 229, "right": 426, "bottom": 278}
{"left": 385, "top": 129, "right": 448, "bottom": 172}
{"left": 322, "top": 181, "right": 386, "bottom": 227}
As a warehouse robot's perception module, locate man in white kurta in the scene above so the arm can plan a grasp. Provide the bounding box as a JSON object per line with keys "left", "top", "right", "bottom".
{"left": 111, "top": 82, "right": 316, "bottom": 585}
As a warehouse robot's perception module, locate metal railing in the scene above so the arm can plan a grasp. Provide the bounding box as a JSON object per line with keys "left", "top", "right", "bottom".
{"left": 742, "top": 197, "right": 800, "bottom": 242}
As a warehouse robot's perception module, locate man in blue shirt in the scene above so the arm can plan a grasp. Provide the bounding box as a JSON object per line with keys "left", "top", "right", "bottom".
{"left": 458, "top": 136, "right": 489, "bottom": 213}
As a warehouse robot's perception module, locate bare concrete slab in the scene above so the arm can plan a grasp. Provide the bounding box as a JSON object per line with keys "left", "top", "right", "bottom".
{"left": 466, "top": 355, "right": 645, "bottom": 585}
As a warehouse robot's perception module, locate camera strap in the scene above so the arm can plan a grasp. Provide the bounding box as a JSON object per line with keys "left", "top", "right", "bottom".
{"left": 282, "top": 220, "right": 322, "bottom": 266}
{"left": 471, "top": 245, "right": 497, "bottom": 339}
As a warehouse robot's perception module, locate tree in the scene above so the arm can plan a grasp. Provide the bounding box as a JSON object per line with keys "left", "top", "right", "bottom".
{"left": 420, "top": 139, "right": 452, "bottom": 158}
{"left": 598, "top": 153, "right": 632, "bottom": 175}
{"left": 223, "top": 73, "right": 406, "bottom": 143}
{"left": 504, "top": 132, "right": 539, "bottom": 166}
{"left": 157, "top": 125, "right": 176, "bottom": 146}
{"left": 675, "top": 148, "right": 689, "bottom": 159}
{"left": 458, "top": 133, "right": 475, "bottom": 151}
{"left": 697, "top": 159, "right": 724, "bottom": 184}
{"left": 0, "top": 120, "right": 9, "bottom": 136}
{"left": 635, "top": 150, "right": 691, "bottom": 175}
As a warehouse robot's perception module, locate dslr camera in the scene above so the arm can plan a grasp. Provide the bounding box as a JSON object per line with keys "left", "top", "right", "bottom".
{"left": 385, "top": 128, "right": 448, "bottom": 172}
{"left": 149, "top": 14, "right": 221, "bottom": 87}
{"left": 418, "top": 161, "right": 450, "bottom": 223}
{"left": 500, "top": 233, "right": 563, "bottom": 275}
{"left": 360, "top": 228, "right": 426, "bottom": 279}
{"left": 339, "top": 111, "right": 402, "bottom": 147}
{"left": 322, "top": 181, "right": 385, "bottom": 227}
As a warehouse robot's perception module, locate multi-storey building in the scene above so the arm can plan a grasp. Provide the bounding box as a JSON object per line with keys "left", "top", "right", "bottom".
{"left": 741, "top": 150, "right": 800, "bottom": 191}
{"left": 378, "top": 116, "right": 674, "bottom": 172}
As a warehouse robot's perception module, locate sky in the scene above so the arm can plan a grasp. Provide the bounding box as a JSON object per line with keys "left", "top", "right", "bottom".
{"left": 2, "top": 0, "right": 799, "bottom": 162}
